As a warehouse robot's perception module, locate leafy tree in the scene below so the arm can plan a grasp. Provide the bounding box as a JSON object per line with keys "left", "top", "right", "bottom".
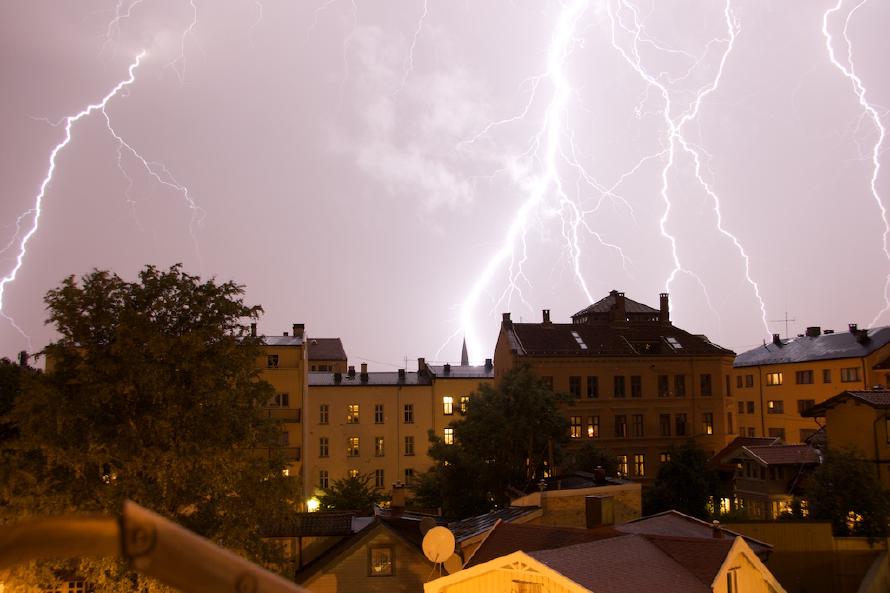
{"left": 0, "top": 265, "right": 298, "bottom": 592}
{"left": 561, "top": 442, "right": 618, "bottom": 477}
{"left": 805, "top": 447, "right": 890, "bottom": 540}
{"left": 413, "top": 364, "right": 570, "bottom": 518}
{"left": 644, "top": 440, "right": 720, "bottom": 519}
{"left": 318, "top": 473, "right": 385, "bottom": 514}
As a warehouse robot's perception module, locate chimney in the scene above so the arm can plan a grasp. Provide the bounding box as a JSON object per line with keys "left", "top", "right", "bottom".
{"left": 398, "top": 368, "right": 406, "bottom": 381}
{"left": 334, "top": 372, "right": 342, "bottom": 384}
{"left": 772, "top": 333, "right": 782, "bottom": 346}
{"left": 502, "top": 312, "right": 512, "bottom": 327}
{"left": 17, "top": 351, "right": 28, "bottom": 367}
{"left": 542, "top": 309, "right": 551, "bottom": 324}
{"left": 250, "top": 323, "right": 257, "bottom": 337}
{"left": 849, "top": 323, "right": 858, "bottom": 334}
{"left": 659, "top": 293, "right": 670, "bottom": 324}
{"left": 712, "top": 520, "right": 724, "bottom": 539}
{"left": 283, "top": 332, "right": 288, "bottom": 336}
{"left": 485, "top": 358, "right": 493, "bottom": 370}
{"left": 417, "top": 357, "right": 427, "bottom": 373}
{"left": 292, "top": 323, "right": 304, "bottom": 339}
{"left": 391, "top": 482, "right": 407, "bottom": 509}
{"left": 610, "top": 290, "right": 626, "bottom": 323}
{"left": 585, "top": 495, "right": 614, "bottom": 528}
{"left": 348, "top": 365, "right": 356, "bottom": 378}
{"left": 360, "top": 363, "right": 368, "bottom": 383}
{"left": 444, "top": 363, "right": 451, "bottom": 375}
{"left": 593, "top": 465, "right": 607, "bottom": 485}
{"left": 805, "top": 326, "right": 821, "bottom": 337}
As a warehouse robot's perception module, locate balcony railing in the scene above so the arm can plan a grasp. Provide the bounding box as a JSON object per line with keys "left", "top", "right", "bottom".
{"left": 264, "top": 407, "right": 301, "bottom": 422}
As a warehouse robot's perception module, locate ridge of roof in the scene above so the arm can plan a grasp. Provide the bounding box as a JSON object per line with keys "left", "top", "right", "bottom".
{"left": 734, "top": 326, "right": 890, "bottom": 367}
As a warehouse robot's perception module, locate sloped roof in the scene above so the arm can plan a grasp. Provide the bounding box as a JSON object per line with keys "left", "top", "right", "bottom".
{"left": 428, "top": 364, "right": 494, "bottom": 379}
{"left": 644, "top": 534, "right": 736, "bottom": 586}
{"left": 307, "top": 338, "right": 346, "bottom": 361}
{"left": 572, "top": 291, "right": 659, "bottom": 316}
{"left": 711, "top": 436, "right": 781, "bottom": 467}
{"left": 448, "top": 506, "right": 540, "bottom": 543}
{"left": 259, "top": 335, "right": 303, "bottom": 346}
{"left": 464, "top": 521, "right": 621, "bottom": 568}
{"left": 734, "top": 326, "right": 890, "bottom": 367}
{"left": 261, "top": 511, "right": 355, "bottom": 537}
{"left": 802, "top": 390, "right": 890, "bottom": 416}
{"left": 743, "top": 444, "right": 821, "bottom": 466}
{"left": 619, "top": 510, "right": 771, "bottom": 557}
{"left": 308, "top": 371, "right": 433, "bottom": 386}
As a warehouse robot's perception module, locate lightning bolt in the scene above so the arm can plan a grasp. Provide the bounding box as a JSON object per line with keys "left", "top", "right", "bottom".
{"left": 823, "top": 0, "right": 890, "bottom": 327}
{"left": 393, "top": 0, "right": 430, "bottom": 96}
{"left": 0, "top": 52, "right": 147, "bottom": 317}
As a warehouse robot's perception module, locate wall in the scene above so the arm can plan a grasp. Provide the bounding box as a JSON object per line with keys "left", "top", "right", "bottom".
{"left": 512, "top": 482, "right": 642, "bottom": 527}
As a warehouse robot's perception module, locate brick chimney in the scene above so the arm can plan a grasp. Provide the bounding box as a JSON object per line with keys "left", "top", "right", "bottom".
{"left": 417, "top": 357, "right": 427, "bottom": 373}
{"left": 659, "top": 293, "right": 670, "bottom": 324}
{"left": 849, "top": 323, "right": 858, "bottom": 333}
{"left": 444, "top": 363, "right": 451, "bottom": 375}
{"left": 502, "top": 312, "right": 512, "bottom": 328}
{"left": 391, "top": 482, "right": 407, "bottom": 509}
{"left": 292, "top": 323, "right": 304, "bottom": 339}
{"left": 543, "top": 309, "right": 551, "bottom": 324}
{"left": 712, "top": 520, "right": 724, "bottom": 539}
{"left": 250, "top": 323, "right": 257, "bottom": 337}
{"left": 772, "top": 333, "right": 782, "bottom": 346}
{"left": 398, "top": 368, "right": 406, "bottom": 381}
{"left": 360, "top": 363, "right": 368, "bottom": 383}
{"left": 610, "top": 290, "right": 626, "bottom": 324}
{"left": 805, "top": 326, "right": 821, "bottom": 337}
{"left": 348, "top": 365, "right": 356, "bottom": 378}
{"left": 485, "top": 358, "right": 493, "bottom": 370}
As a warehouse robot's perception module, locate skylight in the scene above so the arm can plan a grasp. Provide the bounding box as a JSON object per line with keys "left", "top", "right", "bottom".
{"left": 666, "top": 336, "right": 683, "bottom": 349}
{"left": 571, "top": 330, "right": 588, "bottom": 350}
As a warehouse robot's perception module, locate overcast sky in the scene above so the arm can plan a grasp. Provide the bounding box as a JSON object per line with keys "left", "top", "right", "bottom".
{"left": 2, "top": 0, "right": 889, "bottom": 369}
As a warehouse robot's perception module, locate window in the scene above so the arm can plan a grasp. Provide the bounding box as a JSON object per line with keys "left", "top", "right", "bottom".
{"left": 267, "top": 354, "right": 279, "bottom": 368}
{"left": 632, "top": 414, "right": 644, "bottom": 437}
{"left": 726, "top": 569, "right": 739, "bottom": 593}
{"left": 630, "top": 375, "right": 642, "bottom": 398}
{"left": 319, "top": 437, "right": 329, "bottom": 458}
{"left": 614, "top": 376, "right": 626, "bottom": 398}
{"left": 374, "top": 436, "right": 385, "bottom": 456}
{"left": 347, "top": 404, "right": 359, "bottom": 424}
{"left": 269, "top": 392, "right": 289, "bottom": 407}
{"left": 797, "top": 399, "right": 815, "bottom": 414}
{"left": 404, "top": 436, "right": 415, "bottom": 456}
{"left": 660, "top": 452, "right": 671, "bottom": 464}
{"left": 747, "top": 427, "right": 756, "bottom": 437}
{"left": 442, "top": 396, "right": 454, "bottom": 415}
{"left": 887, "top": 418, "right": 890, "bottom": 444}
{"left": 374, "top": 404, "right": 384, "bottom": 424}
{"left": 617, "top": 455, "right": 628, "bottom": 476}
{"left": 700, "top": 374, "right": 712, "bottom": 396}
{"left": 659, "top": 413, "right": 671, "bottom": 436}
{"left": 587, "top": 376, "right": 599, "bottom": 398}
{"left": 766, "top": 372, "right": 783, "bottom": 386}
{"left": 278, "top": 431, "right": 289, "bottom": 446}
{"left": 823, "top": 369, "right": 832, "bottom": 383}
{"left": 460, "top": 396, "right": 469, "bottom": 414}
{"left": 404, "top": 468, "right": 414, "bottom": 481}
{"left": 768, "top": 427, "right": 786, "bottom": 440}
{"left": 615, "top": 415, "right": 627, "bottom": 438}
{"left": 347, "top": 436, "right": 359, "bottom": 457}
{"left": 319, "top": 469, "right": 329, "bottom": 489}
{"left": 745, "top": 374, "right": 754, "bottom": 387}
{"left": 658, "top": 375, "right": 669, "bottom": 397}
{"left": 374, "top": 469, "right": 385, "bottom": 489}
{"left": 727, "top": 411, "right": 733, "bottom": 434}
{"left": 767, "top": 400, "right": 784, "bottom": 414}
{"left": 747, "top": 401, "right": 755, "bottom": 414}
{"left": 348, "top": 469, "right": 359, "bottom": 478}
{"left": 443, "top": 427, "right": 454, "bottom": 445}
{"left": 319, "top": 404, "right": 329, "bottom": 424}
{"left": 542, "top": 376, "right": 554, "bottom": 390}
{"left": 570, "top": 416, "right": 582, "bottom": 439}
{"left": 674, "top": 374, "right": 686, "bottom": 397}
{"left": 841, "top": 367, "right": 861, "bottom": 382}
{"left": 725, "top": 375, "right": 731, "bottom": 397}
{"left": 569, "top": 376, "right": 581, "bottom": 397}
{"left": 587, "top": 416, "right": 599, "bottom": 438}
{"left": 736, "top": 375, "right": 743, "bottom": 389}
{"left": 403, "top": 404, "right": 414, "bottom": 423}
{"left": 702, "top": 412, "right": 714, "bottom": 435}
{"left": 796, "top": 370, "right": 814, "bottom": 384}
{"left": 738, "top": 401, "right": 745, "bottom": 414}
{"left": 675, "top": 413, "right": 687, "bottom": 436}
{"left": 633, "top": 453, "right": 646, "bottom": 477}
{"left": 369, "top": 546, "right": 393, "bottom": 576}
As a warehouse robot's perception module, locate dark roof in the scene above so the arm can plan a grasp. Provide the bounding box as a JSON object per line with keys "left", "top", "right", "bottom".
{"left": 261, "top": 512, "right": 356, "bottom": 537}
{"left": 448, "top": 506, "right": 540, "bottom": 543}
{"left": 503, "top": 322, "right": 733, "bottom": 358}
{"left": 573, "top": 291, "right": 659, "bottom": 316}
{"left": 643, "top": 534, "right": 736, "bottom": 586}
{"left": 259, "top": 335, "right": 303, "bottom": 346}
{"left": 428, "top": 364, "right": 494, "bottom": 379}
{"left": 529, "top": 534, "right": 715, "bottom": 593}
{"left": 802, "top": 390, "right": 890, "bottom": 416}
{"left": 308, "top": 371, "right": 433, "bottom": 386}
{"left": 743, "top": 444, "right": 821, "bottom": 466}
{"left": 307, "top": 338, "right": 347, "bottom": 361}
{"left": 734, "top": 326, "right": 890, "bottom": 367}
{"left": 619, "top": 510, "right": 771, "bottom": 557}
{"left": 711, "top": 436, "right": 781, "bottom": 467}
{"left": 464, "top": 521, "right": 621, "bottom": 568}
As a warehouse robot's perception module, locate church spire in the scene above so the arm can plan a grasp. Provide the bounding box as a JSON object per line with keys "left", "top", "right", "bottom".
{"left": 461, "top": 337, "right": 469, "bottom": 366}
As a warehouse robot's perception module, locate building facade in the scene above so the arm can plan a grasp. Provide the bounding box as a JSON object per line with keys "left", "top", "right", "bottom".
{"left": 733, "top": 325, "right": 890, "bottom": 443}
{"left": 494, "top": 291, "right": 737, "bottom": 482}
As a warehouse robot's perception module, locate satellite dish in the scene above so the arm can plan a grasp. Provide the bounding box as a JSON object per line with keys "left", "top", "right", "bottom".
{"left": 443, "top": 553, "right": 463, "bottom": 575}
{"left": 422, "top": 526, "right": 455, "bottom": 563}
{"left": 419, "top": 516, "right": 437, "bottom": 536}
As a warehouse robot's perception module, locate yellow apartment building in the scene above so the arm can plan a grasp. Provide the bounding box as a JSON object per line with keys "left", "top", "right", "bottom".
{"left": 733, "top": 325, "right": 890, "bottom": 443}
{"left": 305, "top": 359, "right": 494, "bottom": 500}
{"left": 493, "top": 290, "right": 737, "bottom": 482}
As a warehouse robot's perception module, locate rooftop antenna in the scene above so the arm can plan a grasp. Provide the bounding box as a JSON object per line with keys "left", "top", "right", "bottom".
{"left": 769, "top": 311, "right": 795, "bottom": 339}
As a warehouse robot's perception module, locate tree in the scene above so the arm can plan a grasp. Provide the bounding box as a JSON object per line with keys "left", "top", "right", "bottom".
{"left": 318, "top": 473, "right": 385, "bottom": 513}
{"left": 412, "top": 364, "right": 570, "bottom": 518}
{"left": 0, "top": 265, "right": 298, "bottom": 592}
{"left": 805, "top": 447, "right": 890, "bottom": 540}
{"left": 561, "top": 442, "right": 619, "bottom": 477}
{"left": 644, "top": 440, "right": 720, "bottom": 519}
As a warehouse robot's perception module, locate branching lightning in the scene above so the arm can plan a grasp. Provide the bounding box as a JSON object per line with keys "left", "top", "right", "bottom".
{"left": 823, "top": 0, "right": 890, "bottom": 327}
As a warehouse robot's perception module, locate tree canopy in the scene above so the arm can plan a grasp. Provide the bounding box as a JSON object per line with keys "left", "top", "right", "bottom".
{"left": 644, "top": 440, "right": 720, "bottom": 519}
{"left": 805, "top": 447, "right": 890, "bottom": 540}
{"left": 317, "top": 473, "right": 385, "bottom": 514}
{"left": 412, "top": 364, "right": 570, "bottom": 518}
{"left": 1, "top": 265, "right": 298, "bottom": 591}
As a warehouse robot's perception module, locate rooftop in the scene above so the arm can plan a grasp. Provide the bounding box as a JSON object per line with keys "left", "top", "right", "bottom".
{"left": 258, "top": 335, "right": 303, "bottom": 347}
{"left": 619, "top": 510, "right": 772, "bottom": 557}
{"left": 428, "top": 364, "right": 494, "bottom": 379}
{"left": 734, "top": 326, "right": 890, "bottom": 367}
{"left": 803, "top": 389, "right": 890, "bottom": 416}
{"left": 308, "top": 370, "right": 433, "bottom": 387}
{"left": 743, "top": 444, "right": 822, "bottom": 466}
{"left": 448, "top": 506, "right": 541, "bottom": 544}
{"left": 307, "top": 337, "right": 346, "bottom": 361}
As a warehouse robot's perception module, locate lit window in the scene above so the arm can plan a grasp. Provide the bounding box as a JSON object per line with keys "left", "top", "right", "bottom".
{"left": 767, "top": 400, "right": 784, "bottom": 414}
{"left": 319, "top": 437, "right": 329, "bottom": 458}
{"left": 269, "top": 392, "right": 289, "bottom": 407}
{"left": 347, "top": 404, "right": 359, "bottom": 424}
{"left": 443, "top": 396, "right": 454, "bottom": 415}
{"left": 267, "top": 354, "right": 279, "bottom": 368}
{"left": 374, "top": 469, "right": 385, "bottom": 489}
{"left": 319, "top": 470, "right": 329, "bottom": 489}
{"left": 766, "top": 372, "right": 783, "bottom": 386}
{"left": 587, "top": 416, "right": 599, "bottom": 438}
{"left": 347, "top": 436, "right": 359, "bottom": 457}
{"left": 569, "top": 376, "right": 581, "bottom": 397}
{"left": 375, "top": 436, "right": 384, "bottom": 457}
{"left": 660, "top": 452, "right": 671, "bottom": 464}
{"left": 617, "top": 455, "right": 628, "bottom": 476}
{"left": 404, "top": 435, "right": 415, "bottom": 456}
{"left": 795, "top": 370, "right": 814, "bottom": 384}
{"left": 319, "top": 404, "right": 329, "bottom": 424}
{"left": 444, "top": 427, "right": 454, "bottom": 445}
{"left": 702, "top": 413, "right": 714, "bottom": 435}
{"left": 348, "top": 469, "right": 359, "bottom": 478}
{"left": 374, "top": 404, "right": 384, "bottom": 424}
{"left": 403, "top": 404, "right": 414, "bottom": 423}
{"left": 841, "top": 367, "right": 861, "bottom": 382}
{"left": 570, "top": 416, "right": 582, "bottom": 439}
{"left": 633, "top": 454, "right": 645, "bottom": 477}
{"left": 460, "top": 396, "right": 469, "bottom": 414}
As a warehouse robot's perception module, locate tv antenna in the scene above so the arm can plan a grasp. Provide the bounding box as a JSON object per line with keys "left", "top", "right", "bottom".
{"left": 770, "top": 311, "right": 795, "bottom": 338}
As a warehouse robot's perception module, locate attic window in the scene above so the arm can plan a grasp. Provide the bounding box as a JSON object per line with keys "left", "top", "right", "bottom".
{"left": 570, "top": 331, "right": 588, "bottom": 350}
{"left": 665, "top": 336, "right": 683, "bottom": 350}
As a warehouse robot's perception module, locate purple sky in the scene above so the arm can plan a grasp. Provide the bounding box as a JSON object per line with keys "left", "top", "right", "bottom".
{"left": 2, "top": 1, "right": 889, "bottom": 370}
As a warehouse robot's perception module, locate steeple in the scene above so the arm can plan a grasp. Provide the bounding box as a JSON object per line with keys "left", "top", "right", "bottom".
{"left": 461, "top": 337, "right": 469, "bottom": 366}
